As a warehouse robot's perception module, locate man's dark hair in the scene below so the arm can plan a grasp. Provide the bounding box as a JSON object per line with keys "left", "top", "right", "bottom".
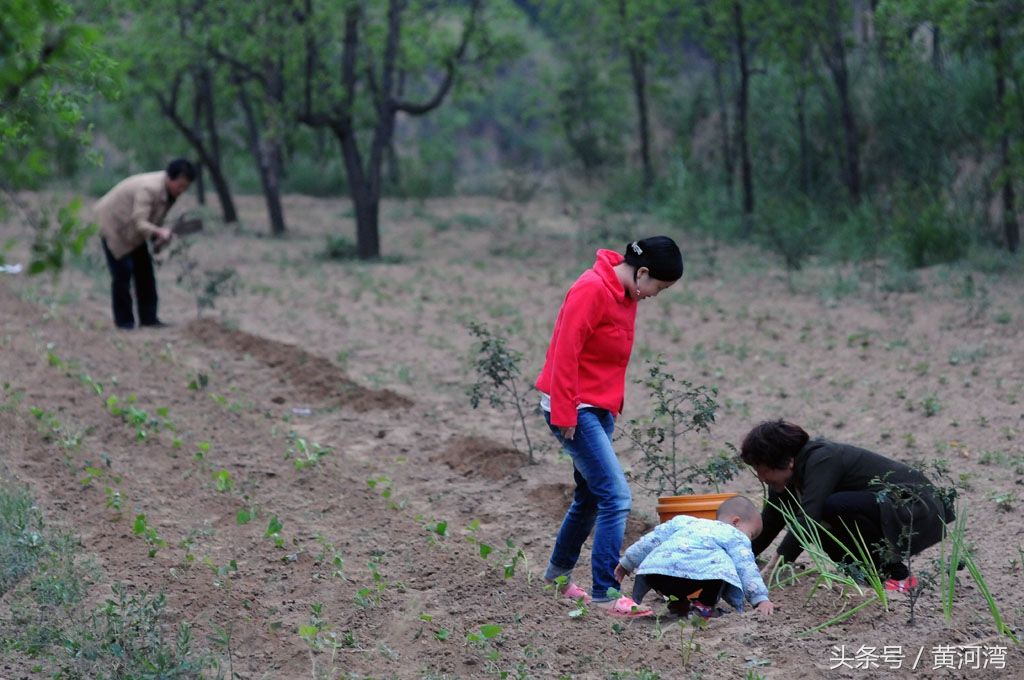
{"left": 740, "top": 420, "right": 809, "bottom": 469}
{"left": 166, "top": 158, "right": 198, "bottom": 181}
{"left": 622, "top": 235, "right": 684, "bottom": 282}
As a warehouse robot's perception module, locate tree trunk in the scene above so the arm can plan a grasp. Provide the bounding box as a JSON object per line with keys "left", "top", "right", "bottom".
{"left": 191, "top": 81, "right": 206, "bottom": 205}
{"left": 196, "top": 66, "right": 238, "bottom": 222}
{"left": 796, "top": 79, "right": 810, "bottom": 195}
{"left": 333, "top": 120, "right": 380, "bottom": 259}
{"left": 733, "top": 1, "right": 754, "bottom": 231}
{"left": 628, "top": 47, "right": 653, "bottom": 190}
{"left": 619, "top": 0, "right": 652, "bottom": 190}
{"left": 236, "top": 79, "right": 286, "bottom": 236}
{"left": 823, "top": 0, "right": 861, "bottom": 203}
{"left": 156, "top": 72, "right": 237, "bottom": 224}
{"left": 712, "top": 60, "right": 735, "bottom": 199}
{"left": 993, "top": 25, "right": 1019, "bottom": 252}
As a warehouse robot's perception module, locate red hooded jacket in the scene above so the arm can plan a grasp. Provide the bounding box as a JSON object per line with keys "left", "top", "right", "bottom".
{"left": 535, "top": 249, "right": 637, "bottom": 427}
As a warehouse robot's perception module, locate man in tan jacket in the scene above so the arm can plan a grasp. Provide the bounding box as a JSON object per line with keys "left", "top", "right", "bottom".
{"left": 96, "top": 158, "right": 196, "bottom": 329}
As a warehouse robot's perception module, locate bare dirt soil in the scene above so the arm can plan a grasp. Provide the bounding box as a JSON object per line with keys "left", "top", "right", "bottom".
{"left": 1, "top": 192, "right": 1023, "bottom": 679}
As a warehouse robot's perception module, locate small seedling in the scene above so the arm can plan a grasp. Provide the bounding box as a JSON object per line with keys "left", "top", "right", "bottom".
{"left": 466, "top": 624, "right": 503, "bottom": 645}
{"left": 463, "top": 519, "right": 494, "bottom": 559}
{"left": 990, "top": 491, "right": 1016, "bottom": 513}
{"left": 104, "top": 486, "right": 123, "bottom": 512}
{"left": 314, "top": 535, "right": 345, "bottom": 580}
{"left": 265, "top": 516, "right": 284, "bottom": 549}
{"left": 287, "top": 432, "right": 332, "bottom": 470}
{"left": 132, "top": 513, "right": 166, "bottom": 557}
{"left": 546, "top": 574, "right": 569, "bottom": 600}
{"left": 236, "top": 504, "right": 253, "bottom": 525}
{"left": 920, "top": 395, "right": 941, "bottom": 417}
{"left": 501, "top": 538, "right": 528, "bottom": 580}
{"left": 80, "top": 466, "right": 105, "bottom": 486}
{"left": 188, "top": 372, "right": 209, "bottom": 391}
{"left": 213, "top": 470, "right": 233, "bottom": 493}
{"left": 568, "top": 597, "right": 589, "bottom": 619}
{"left": 367, "top": 474, "right": 405, "bottom": 510}
{"left": 354, "top": 556, "right": 389, "bottom": 607}
{"left": 680, "top": 614, "right": 707, "bottom": 667}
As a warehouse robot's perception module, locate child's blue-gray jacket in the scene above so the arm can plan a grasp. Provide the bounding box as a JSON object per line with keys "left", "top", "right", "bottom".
{"left": 619, "top": 514, "right": 770, "bottom": 611}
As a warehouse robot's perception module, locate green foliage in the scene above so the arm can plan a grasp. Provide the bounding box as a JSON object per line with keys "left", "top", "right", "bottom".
{"left": 554, "top": 46, "right": 627, "bottom": 175}
{"left": 26, "top": 197, "right": 98, "bottom": 278}
{"left": 62, "top": 583, "right": 209, "bottom": 677}
{"left": 3, "top": 482, "right": 212, "bottom": 675}
{"left": 1, "top": 0, "right": 118, "bottom": 280}
{"left": 0, "top": 480, "right": 45, "bottom": 596}
{"left": 887, "top": 188, "right": 970, "bottom": 268}
{"left": 1, "top": 0, "right": 118, "bottom": 187}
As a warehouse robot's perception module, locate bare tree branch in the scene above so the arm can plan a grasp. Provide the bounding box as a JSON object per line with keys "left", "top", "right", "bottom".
{"left": 393, "top": 0, "right": 480, "bottom": 115}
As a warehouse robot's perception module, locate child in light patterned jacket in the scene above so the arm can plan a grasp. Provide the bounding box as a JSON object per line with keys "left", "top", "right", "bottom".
{"left": 615, "top": 495, "right": 775, "bottom": 617}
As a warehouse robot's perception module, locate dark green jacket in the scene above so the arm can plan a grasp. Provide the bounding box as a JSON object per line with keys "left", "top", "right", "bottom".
{"left": 752, "top": 439, "right": 955, "bottom": 563}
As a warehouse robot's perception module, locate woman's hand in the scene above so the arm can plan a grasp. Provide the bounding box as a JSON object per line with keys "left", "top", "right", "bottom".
{"left": 613, "top": 564, "right": 629, "bottom": 582}
{"left": 754, "top": 600, "right": 775, "bottom": 616}
{"left": 559, "top": 425, "right": 576, "bottom": 441}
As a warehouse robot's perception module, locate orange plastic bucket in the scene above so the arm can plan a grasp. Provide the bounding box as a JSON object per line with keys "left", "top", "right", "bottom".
{"left": 655, "top": 493, "right": 739, "bottom": 523}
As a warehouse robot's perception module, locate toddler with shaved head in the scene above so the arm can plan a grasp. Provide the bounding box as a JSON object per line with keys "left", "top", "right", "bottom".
{"left": 615, "top": 496, "right": 775, "bottom": 618}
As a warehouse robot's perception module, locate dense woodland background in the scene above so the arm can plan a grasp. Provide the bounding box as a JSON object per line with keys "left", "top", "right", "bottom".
{"left": 2, "top": 0, "right": 1023, "bottom": 267}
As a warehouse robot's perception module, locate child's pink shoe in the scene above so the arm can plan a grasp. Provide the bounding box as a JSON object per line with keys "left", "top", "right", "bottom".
{"left": 884, "top": 576, "right": 918, "bottom": 593}
{"left": 601, "top": 596, "right": 654, "bottom": 619}
{"left": 561, "top": 582, "right": 592, "bottom": 604}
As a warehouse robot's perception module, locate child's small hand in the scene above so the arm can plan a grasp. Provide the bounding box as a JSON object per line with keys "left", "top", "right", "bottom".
{"left": 613, "top": 564, "right": 629, "bottom": 582}
{"left": 754, "top": 600, "right": 775, "bottom": 616}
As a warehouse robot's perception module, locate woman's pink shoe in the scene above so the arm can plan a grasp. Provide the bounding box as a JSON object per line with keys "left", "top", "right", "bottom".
{"left": 601, "top": 596, "right": 654, "bottom": 618}
{"left": 561, "top": 582, "right": 593, "bottom": 604}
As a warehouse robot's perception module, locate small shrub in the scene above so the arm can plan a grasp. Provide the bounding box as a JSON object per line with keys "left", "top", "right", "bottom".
{"left": 466, "top": 321, "right": 540, "bottom": 463}
{"left": 625, "top": 359, "right": 735, "bottom": 496}
{"left": 0, "top": 481, "right": 45, "bottom": 596}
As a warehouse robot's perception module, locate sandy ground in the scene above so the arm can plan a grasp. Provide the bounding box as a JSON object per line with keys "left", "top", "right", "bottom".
{"left": 1, "top": 191, "right": 1023, "bottom": 679}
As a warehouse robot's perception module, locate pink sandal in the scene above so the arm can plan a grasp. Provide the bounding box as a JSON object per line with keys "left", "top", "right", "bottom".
{"left": 602, "top": 596, "right": 654, "bottom": 619}
{"left": 884, "top": 576, "right": 918, "bottom": 593}
{"left": 561, "top": 582, "right": 593, "bottom": 604}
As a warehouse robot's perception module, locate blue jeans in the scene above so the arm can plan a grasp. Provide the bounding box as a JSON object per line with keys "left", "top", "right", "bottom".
{"left": 543, "top": 408, "right": 632, "bottom": 601}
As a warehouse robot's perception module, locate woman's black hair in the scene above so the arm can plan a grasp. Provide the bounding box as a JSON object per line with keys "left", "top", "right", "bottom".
{"left": 623, "top": 235, "right": 683, "bottom": 282}
{"left": 739, "top": 420, "right": 810, "bottom": 469}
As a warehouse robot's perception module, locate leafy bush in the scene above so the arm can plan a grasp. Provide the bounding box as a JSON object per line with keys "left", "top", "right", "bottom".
{"left": 888, "top": 191, "right": 969, "bottom": 268}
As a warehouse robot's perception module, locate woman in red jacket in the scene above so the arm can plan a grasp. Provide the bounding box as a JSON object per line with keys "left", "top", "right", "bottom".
{"left": 536, "top": 236, "right": 683, "bottom": 616}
